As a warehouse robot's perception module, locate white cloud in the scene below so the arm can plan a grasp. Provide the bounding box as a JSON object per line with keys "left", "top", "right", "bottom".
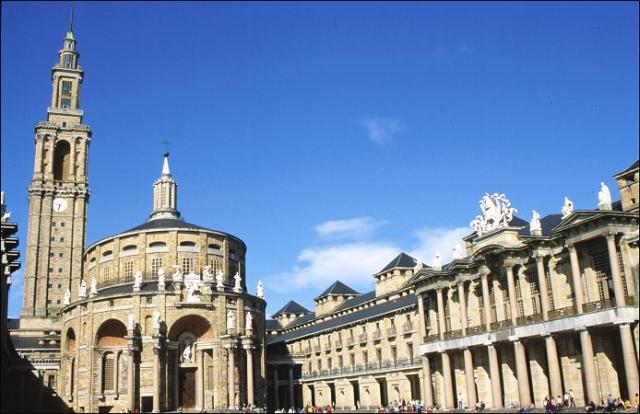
{"left": 359, "top": 118, "right": 405, "bottom": 143}
{"left": 270, "top": 242, "right": 401, "bottom": 293}
{"left": 314, "top": 217, "right": 386, "bottom": 240}
{"left": 409, "top": 227, "right": 470, "bottom": 265}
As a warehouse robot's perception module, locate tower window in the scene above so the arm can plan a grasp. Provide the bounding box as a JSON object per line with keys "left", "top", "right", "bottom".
{"left": 151, "top": 257, "right": 163, "bottom": 277}
{"left": 61, "top": 81, "right": 72, "bottom": 97}
{"left": 53, "top": 140, "right": 71, "bottom": 181}
{"left": 60, "top": 98, "right": 71, "bottom": 109}
{"left": 123, "top": 260, "right": 134, "bottom": 281}
{"left": 182, "top": 257, "right": 194, "bottom": 274}
{"left": 63, "top": 54, "right": 72, "bottom": 68}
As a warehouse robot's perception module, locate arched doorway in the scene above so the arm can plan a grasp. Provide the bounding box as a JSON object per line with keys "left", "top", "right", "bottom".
{"left": 168, "top": 315, "right": 213, "bottom": 410}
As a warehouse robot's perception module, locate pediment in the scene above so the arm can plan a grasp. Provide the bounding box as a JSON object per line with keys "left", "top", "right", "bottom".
{"left": 553, "top": 211, "right": 602, "bottom": 232}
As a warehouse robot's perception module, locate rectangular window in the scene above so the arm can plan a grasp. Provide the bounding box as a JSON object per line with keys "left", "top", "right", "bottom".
{"left": 146, "top": 296, "right": 153, "bottom": 305}
{"left": 47, "top": 374, "right": 57, "bottom": 389}
{"left": 50, "top": 252, "right": 54, "bottom": 257}
{"left": 151, "top": 257, "right": 163, "bottom": 277}
{"left": 47, "top": 283, "right": 53, "bottom": 288}
{"left": 123, "top": 260, "right": 134, "bottom": 281}
{"left": 338, "top": 356, "right": 343, "bottom": 368}
{"left": 60, "top": 237, "right": 64, "bottom": 242}
{"left": 61, "top": 222, "right": 65, "bottom": 227}
{"left": 64, "top": 54, "right": 73, "bottom": 68}
{"left": 328, "top": 358, "right": 332, "bottom": 370}
{"left": 350, "top": 353, "right": 355, "bottom": 367}
{"left": 58, "top": 268, "right": 63, "bottom": 273}
{"left": 60, "top": 98, "right": 71, "bottom": 109}
{"left": 59, "top": 253, "right": 63, "bottom": 258}
{"left": 182, "top": 257, "right": 194, "bottom": 274}
{"left": 61, "top": 80, "right": 72, "bottom": 96}
{"left": 103, "top": 357, "right": 114, "bottom": 391}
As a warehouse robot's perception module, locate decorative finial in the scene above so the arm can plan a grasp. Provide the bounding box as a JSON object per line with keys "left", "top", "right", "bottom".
{"left": 161, "top": 140, "right": 171, "bottom": 156}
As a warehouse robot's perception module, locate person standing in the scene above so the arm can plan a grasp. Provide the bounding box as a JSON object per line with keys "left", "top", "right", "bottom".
{"left": 569, "top": 389, "right": 575, "bottom": 407}
{"left": 457, "top": 391, "right": 464, "bottom": 409}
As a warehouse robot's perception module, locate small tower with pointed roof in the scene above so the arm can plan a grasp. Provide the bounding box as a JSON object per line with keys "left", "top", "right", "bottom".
{"left": 314, "top": 281, "right": 359, "bottom": 317}
{"left": 271, "top": 300, "right": 311, "bottom": 328}
{"left": 373, "top": 252, "right": 417, "bottom": 297}
{"left": 149, "top": 152, "right": 181, "bottom": 220}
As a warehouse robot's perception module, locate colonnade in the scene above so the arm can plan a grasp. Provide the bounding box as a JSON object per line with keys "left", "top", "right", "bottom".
{"left": 417, "top": 233, "right": 638, "bottom": 408}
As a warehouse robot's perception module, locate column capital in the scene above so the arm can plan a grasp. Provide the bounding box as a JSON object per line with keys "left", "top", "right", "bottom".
{"left": 605, "top": 231, "right": 617, "bottom": 240}
{"left": 534, "top": 253, "right": 546, "bottom": 262}
{"left": 503, "top": 259, "right": 518, "bottom": 269}
{"left": 479, "top": 265, "right": 491, "bottom": 276}
{"left": 566, "top": 242, "right": 576, "bottom": 252}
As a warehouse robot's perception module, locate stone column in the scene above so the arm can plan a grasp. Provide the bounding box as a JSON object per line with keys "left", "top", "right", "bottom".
{"left": 505, "top": 264, "right": 518, "bottom": 324}
{"left": 463, "top": 348, "right": 477, "bottom": 407}
{"left": 544, "top": 335, "right": 562, "bottom": 399}
{"left": 417, "top": 293, "right": 427, "bottom": 341}
{"left": 579, "top": 329, "right": 599, "bottom": 402}
{"left": 273, "top": 367, "right": 280, "bottom": 410}
{"left": 606, "top": 233, "right": 626, "bottom": 306}
{"left": 535, "top": 255, "right": 551, "bottom": 320}
{"left": 441, "top": 352, "right": 454, "bottom": 409}
{"left": 227, "top": 345, "right": 236, "bottom": 409}
{"left": 619, "top": 324, "right": 639, "bottom": 402}
{"left": 173, "top": 350, "right": 179, "bottom": 410}
{"left": 481, "top": 271, "right": 492, "bottom": 331}
{"left": 421, "top": 355, "right": 434, "bottom": 408}
{"left": 568, "top": 245, "right": 585, "bottom": 313}
{"left": 127, "top": 348, "right": 135, "bottom": 412}
{"left": 245, "top": 346, "right": 254, "bottom": 406}
{"left": 288, "top": 365, "right": 294, "bottom": 409}
{"left": 114, "top": 351, "right": 120, "bottom": 399}
{"left": 513, "top": 340, "right": 531, "bottom": 407}
{"left": 436, "top": 288, "right": 446, "bottom": 339}
{"left": 196, "top": 349, "right": 204, "bottom": 410}
{"left": 458, "top": 281, "right": 468, "bottom": 335}
{"left": 152, "top": 346, "right": 161, "bottom": 413}
{"left": 487, "top": 345, "right": 502, "bottom": 408}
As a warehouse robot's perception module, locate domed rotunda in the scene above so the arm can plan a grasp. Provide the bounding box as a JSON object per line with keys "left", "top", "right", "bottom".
{"left": 58, "top": 153, "right": 267, "bottom": 413}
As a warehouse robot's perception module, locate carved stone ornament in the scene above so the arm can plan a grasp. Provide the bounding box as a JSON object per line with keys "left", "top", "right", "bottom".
{"left": 256, "top": 280, "right": 264, "bottom": 299}
{"left": 152, "top": 310, "right": 161, "bottom": 329}
{"left": 127, "top": 314, "right": 136, "bottom": 330}
{"left": 90, "top": 277, "right": 98, "bottom": 296}
{"left": 227, "top": 310, "right": 235, "bottom": 330}
{"left": 133, "top": 270, "right": 142, "bottom": 290}
{"left": 172, "top": 264, "right": 183, "bottom": 282}
{"left": 233, "top": 272, "right": 242, "bottom": 292}
{"left": 452, "top": 243, "right": 463, "bottom": 260}
{"left": 245, "top": 312, "right": 253, "bottom": 331}
{"left": 561, "top": 197, "right": 574, "bottom": 219}
{"left": 530, "top": 210, "right": 542, "bottom": 234}
{"left": 78, "top": 280, "right": 87, "bottom": 298}
{"left": 157, "top": 268, "right": 166, "bottom": 290}
{"left": 433, "top": 251, "right": 442, "bottom": 269}
{"left": 216, "top": 270, "right": 225, "bottom": 290}
{"left": 63, "top": 289, "right": 71, "bottom": 305}
{"left": 598, "top": 182, "right": 612, "bottom": 207}
{"left": 469, "top": 192, "right": 518, "bottom": 236}
{"left": 202, "top": 265, "right": 214, "bottom": 283}
{"left": 413, "top": 258, "right": 424, "bottom": 274}
{"left": 184, "top": 271, "right": 202, "bottom": 303}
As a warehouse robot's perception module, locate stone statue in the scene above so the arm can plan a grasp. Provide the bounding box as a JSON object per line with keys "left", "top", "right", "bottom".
{"left": 256, "top": 280, "right": 264, "bottom": 299}
{"left": 152, "top": 310, "right": 161, "bottom": 329}
{"left": 245, "top": 312, "right": 253, "bottom": 331}
{"left": 63, "top": 289, "right": 71, "bottom": 305}
{"left": 186, "top": 281, "right": 200, "bottom": 303}
{"left": 452, "top": 243, "right": 463, "bottom": 260}
{"left": 172, "top": 264, "right": 183, "bottom": 282}
{"left": 413, "top": 258, "right": 424, "bottom": 274}
{"left": 233, "top": 272, "right": 242, "bottom": 291}
{"left": 598, "top": 182, "right": 612, "bottom": 208}
{"left": 90, "top": 277, "right": 98, "bottom": 296}
{"left": 133, "top": 270, "right": 142, "bottom": 290}
{"left": 182, "top": 340, "right": 193, "bottom": 363}
{"left": 216, "top": 269, "right": 225, "bottom": 290}
{"left": 127, "top": 314, "right": 136, "bottom": 330}
{"left": 433, "top": 251, "right": 442, "bottom": 269}
{"left": 157, "top": 268, "right": 165, "bottom": 290}
{"left": 0, "top": 191, "right": 9, "bottom": 223}
{"left": 227, "top": 310, "right": 235, "bottom": 330}
{"left": 469, "top": 193, "right": 517, "bottom": 236}
{"left": 561, "top": 197, "right": 574, "bottom": 218}
{"left": 78, "top": 280, "right": 87, "bottom": 298}
{"left": 202, "top": 265, "right": 214, "bottom": 283}
{"left": 530, "top": 210, "right": 542, "bottom": 235}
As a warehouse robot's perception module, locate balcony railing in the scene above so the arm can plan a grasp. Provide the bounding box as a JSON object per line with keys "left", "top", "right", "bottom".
{"left": 302, "top": 358, "right": 420, "bottom": 380}
{"left": 516, "top": 312, "right": 544, "bottom": 325}
{"left": 358, "top": 334, "right": 367, "bottom": 344}
{"left": 466, "top": 325, "right": 485, "bottom": 335}
{"left": 347, "top": 337, "right": 355, "bottom": 346}
{"left": 387, "top": 327, "right": 397, "bottom": 337}
{"left": 402, "top": 323, "right": 413, "bottom": 334}
{"left": 583, "top": 298, "right": 616, "bottom": 313}
{"left": 443, "top": 329, "right": 463, "bottom": 340}
{"left": 548, "top": 306, "right": 575, "bottom": 320}
{"left": 371, "top": 331, "right": 381, "bottom": 341}
{"left": 425, "top": 334, "right": 439, "bottom": 343}
{"left": 489, "top": 320, "right": 512, "bottom": 331}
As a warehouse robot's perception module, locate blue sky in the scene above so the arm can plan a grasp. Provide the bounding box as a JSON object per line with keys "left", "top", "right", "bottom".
{"left": 2, "top": 1, "right": 638, "bottom": 318}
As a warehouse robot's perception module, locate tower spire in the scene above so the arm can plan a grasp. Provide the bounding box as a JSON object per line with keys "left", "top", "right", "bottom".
{"left": 69, "top": 1, "right": 75, "bottom": 32}
{"left": 150, "top": 151, "right": 180, "bottom": 221}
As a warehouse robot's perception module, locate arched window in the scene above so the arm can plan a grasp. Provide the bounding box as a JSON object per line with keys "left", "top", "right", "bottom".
{"left": 149, "top": 241, "right": 166, "bottom": 248}
{"left": 53, "top": 141, "right": 71, "bottom": 181}
{"left": 180, "top": 241, "right": 196, "bottom": 247}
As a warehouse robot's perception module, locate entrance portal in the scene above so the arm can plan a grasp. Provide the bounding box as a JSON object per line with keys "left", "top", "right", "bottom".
{"left": 180, "top": 368, "right": 196, "bottom": 409}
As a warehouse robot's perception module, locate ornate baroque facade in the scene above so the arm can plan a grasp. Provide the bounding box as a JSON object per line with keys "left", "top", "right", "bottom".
{"left": 266, "top": 164, "right": 639, "bottom": 411}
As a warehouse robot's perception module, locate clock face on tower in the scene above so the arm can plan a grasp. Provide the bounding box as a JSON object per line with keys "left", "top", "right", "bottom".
{"left": 53, "top": 198, "right": 69, "bottom": 213}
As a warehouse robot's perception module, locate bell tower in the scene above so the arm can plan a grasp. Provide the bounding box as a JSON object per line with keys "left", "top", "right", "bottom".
{"left": 21, "top": 21, "right": 91, "bottom": 320}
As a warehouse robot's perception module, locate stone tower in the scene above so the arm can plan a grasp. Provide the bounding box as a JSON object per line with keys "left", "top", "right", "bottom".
{"left": 21, "top": 24, "right": 91, "bottom": 321}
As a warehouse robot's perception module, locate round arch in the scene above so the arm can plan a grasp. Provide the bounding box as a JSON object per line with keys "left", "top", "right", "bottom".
{"left": 95, "top": 319, "right": 128, "bottom": 347}
{"left": 65, "top": 327, "right": 76, "bottom": 352}
{"left": 53, "top": 140, "right": 71, "bottom": 181}
{"left": 167, "top": 314, "right": 213, "bottom": 341}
